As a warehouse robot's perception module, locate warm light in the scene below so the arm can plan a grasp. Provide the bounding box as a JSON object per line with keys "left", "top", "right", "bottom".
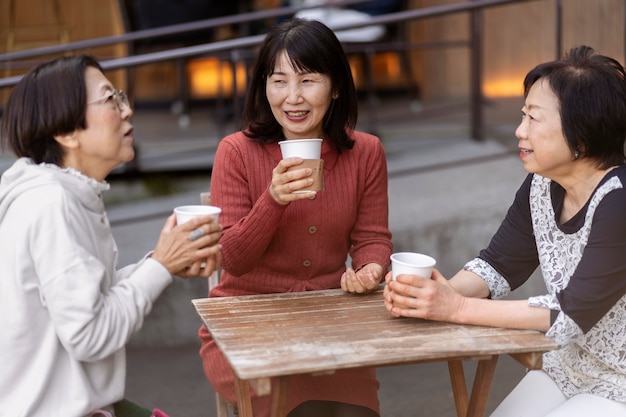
{"left": 187, "top": 57, "right": 248, "bottom": 99}
{"left": 483, "top": 75, "right": 525, "bottom": 98}
{"left": 347, "top": 53, "right": 403, "bottom": 90}
{"left": 347, "top": 56, "right": 362, "bottom": 87}
{"left": 379, "top": 52, "right": 401, "bottom": 79}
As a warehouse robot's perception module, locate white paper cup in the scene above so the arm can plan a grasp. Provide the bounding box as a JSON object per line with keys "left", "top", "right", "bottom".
{"left": 390, "top": 252, "right": 436, "bottom": 280}
{"left": 174, "top": 205, "right": 221, "bottom": 225}
{"left": 278, "top": 138, "right": 323, "bottom": 159}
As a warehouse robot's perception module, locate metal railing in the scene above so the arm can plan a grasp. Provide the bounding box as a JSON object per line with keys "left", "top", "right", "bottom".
{"left": 0, "top": 0, "right": 560, "bottom": 141}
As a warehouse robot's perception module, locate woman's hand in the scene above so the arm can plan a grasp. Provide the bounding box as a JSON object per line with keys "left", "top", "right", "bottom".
{"left": 151, "top": 214, "right": 222, "bottom": 278}
{"left": 341, "top": 262, "right": 384, "bottom": 293}
{"left": 384, "top": 268, "right": 465, "bottom": 321}
{"left": 269, "top": 157, "right": 317, "bottom": 205}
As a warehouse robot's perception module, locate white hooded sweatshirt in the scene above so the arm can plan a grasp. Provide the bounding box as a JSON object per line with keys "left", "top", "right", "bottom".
{"left": 0, "top": 158, "right": 172, "bottom": 417}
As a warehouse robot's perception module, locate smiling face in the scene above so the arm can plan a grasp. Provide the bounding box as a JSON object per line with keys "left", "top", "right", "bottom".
{"left": 59, "top": 67, "right": 135, "bottom": 181}
{"left": 515, "top": 78, "right": 574, "bottom": 181}
{"left": 266, "top": 51, "right": 334, "bottom": 140}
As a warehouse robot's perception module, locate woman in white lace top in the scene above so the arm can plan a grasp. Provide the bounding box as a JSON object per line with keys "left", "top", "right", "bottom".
{"left": 384, "top": 45, "right": 626, "bottom": 416}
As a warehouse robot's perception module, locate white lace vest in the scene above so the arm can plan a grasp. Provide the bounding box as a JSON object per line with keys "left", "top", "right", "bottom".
{"left": 466, "top": 174, "right": 626, "bottom": 401}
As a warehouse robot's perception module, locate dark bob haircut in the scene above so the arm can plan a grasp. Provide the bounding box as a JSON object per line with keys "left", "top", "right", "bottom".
{"left": 523, "top": 45, "right": 626, "bottom": 169}
{"left": 0, "top": 54, "right": 102, "bottom": 166}
{"left": 242, "top": 18, "right": 358, "bottom": 152}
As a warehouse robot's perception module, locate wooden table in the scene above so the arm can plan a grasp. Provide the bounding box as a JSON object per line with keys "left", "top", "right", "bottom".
{"left": 192, "top": 288, "right": 558, "bottom": 417}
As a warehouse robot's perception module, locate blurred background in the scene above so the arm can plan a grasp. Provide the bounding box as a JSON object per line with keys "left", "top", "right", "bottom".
{"left": 1, "top": 0, "right": 623, "bottom": 115}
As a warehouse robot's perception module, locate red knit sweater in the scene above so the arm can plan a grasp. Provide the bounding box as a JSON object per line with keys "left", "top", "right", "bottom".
{"left": 199, "top": 130, "right": 393, "bottom": 416}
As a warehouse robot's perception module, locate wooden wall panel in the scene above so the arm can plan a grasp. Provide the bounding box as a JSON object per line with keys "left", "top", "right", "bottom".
{"left": 482, "top": 0, "right": 624, "bottom": 98}
{"left": 408, "top": 0, "right": 625, "bottom": 100}
{"left": 409, "top": 0, "right": 472, "bottom": 100}
{"left": 482, "top": 0, "right": 556, "bottom": 97}
{"left": 560, "top": 0, "right": 623, "bottom": 59}
{"left": 0, "top": 0, "right": 127, "bottom": 104}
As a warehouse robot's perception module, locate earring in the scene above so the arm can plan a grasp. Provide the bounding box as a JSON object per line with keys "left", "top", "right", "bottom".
{"left": 574, "top": 150, "right": 580, "bottom": 160}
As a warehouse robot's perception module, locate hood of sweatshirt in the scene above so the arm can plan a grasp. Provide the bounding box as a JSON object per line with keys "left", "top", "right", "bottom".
{"left": 0, "top": 158, "right": 110, "bottom": 223}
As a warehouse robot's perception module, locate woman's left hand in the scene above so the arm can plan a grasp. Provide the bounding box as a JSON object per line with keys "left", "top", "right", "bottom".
{"left": 152, "top": 214, "right": 222, "bottom": 278}
{"left": 341, "top": 262, "right": 384, "bottom": 293}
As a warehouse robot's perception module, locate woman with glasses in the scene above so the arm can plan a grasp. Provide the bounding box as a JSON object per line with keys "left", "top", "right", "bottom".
{"left": 0, "top": 55, "right": 222, "bottom": 417}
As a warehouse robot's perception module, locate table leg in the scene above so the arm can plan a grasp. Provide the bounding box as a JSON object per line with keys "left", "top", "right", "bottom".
{"left": 270, "top": 376, "right": 289, "bottom": 417}
{"left": 466, "top": 356, "right": 499, "bottom": 417}
{"left": 448, "top": 359, "right": 469, "bottom": 417}
{"left": 448, "top": 356, "right": 499, "bottom": 417}
{"left": 233, "top": 374, "right": 254, "bottom": 417}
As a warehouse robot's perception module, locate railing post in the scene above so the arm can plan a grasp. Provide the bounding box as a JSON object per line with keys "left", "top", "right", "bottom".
{"left": 230, "top": 48, "right": 241, "bottom": 129}
{"left": 555, "top": 0, "right": 562, "bottom": 59}
{"left": 470, "top": 0, "right": 484, "bottom": 141}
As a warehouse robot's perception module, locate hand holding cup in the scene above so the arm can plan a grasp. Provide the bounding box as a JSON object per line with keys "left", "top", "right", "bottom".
{"left": 174, "top": 205, "right": 221, "bottom": 228}
{"left": 385, "top": 252, "right": 462, "bottom": 321}
{"left": 269, "top": 138, "right": 324, "bottom": 204}
{"left": 152, "top": 205, "right": 222, "bottom": 278}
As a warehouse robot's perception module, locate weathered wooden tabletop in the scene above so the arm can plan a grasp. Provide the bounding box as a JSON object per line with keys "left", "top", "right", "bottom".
{"left": 192, "top": 288, "right": 558, "bottom": 417}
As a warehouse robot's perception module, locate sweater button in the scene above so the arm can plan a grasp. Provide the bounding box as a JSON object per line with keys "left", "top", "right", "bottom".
{"left": 302, "top": 260, "right": 312, "bottom": 267}
{"left": 308, "top": 226, "right": 317, "bottom": 234}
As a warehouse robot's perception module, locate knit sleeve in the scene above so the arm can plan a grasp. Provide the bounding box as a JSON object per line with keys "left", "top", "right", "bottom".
{"left": 210, "top": 134, "right": 289, "bottom": 276}
{"left": 348, "top": 134, "right": 393, "bottom": 271}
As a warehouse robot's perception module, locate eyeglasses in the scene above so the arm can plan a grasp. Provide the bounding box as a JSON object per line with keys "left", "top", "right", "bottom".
{"left": 88, "top": 89, "right": 130, "bottom": 111}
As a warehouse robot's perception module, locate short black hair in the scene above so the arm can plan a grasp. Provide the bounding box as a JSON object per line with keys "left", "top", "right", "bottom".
{"left": 523, "top": 45, "right": 626, "bottom": 169}
{"left": 1, "top": 54, "right": 103, "bottom": 165}
{"left": 242, "top": 18, "right": 358, "bottom": 152}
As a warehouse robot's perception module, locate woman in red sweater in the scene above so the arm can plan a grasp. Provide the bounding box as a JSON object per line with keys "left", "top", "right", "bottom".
{"left": 198, "top": 18, "right": 393, "bottom": 417}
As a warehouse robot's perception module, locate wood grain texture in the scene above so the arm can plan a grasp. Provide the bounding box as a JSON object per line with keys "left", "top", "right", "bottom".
{"left": 192, "top": 288, "right": 558, "bottom": 381}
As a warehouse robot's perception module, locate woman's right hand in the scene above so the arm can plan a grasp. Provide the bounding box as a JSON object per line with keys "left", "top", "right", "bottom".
{"left": 269, "top": 157, "right": 317, "bottom": 205}
{"left": 384, "top": 269, "right": 467, "bottom": 322}
{"left": 151, "top": 214, "right": 222, "bottom": 278}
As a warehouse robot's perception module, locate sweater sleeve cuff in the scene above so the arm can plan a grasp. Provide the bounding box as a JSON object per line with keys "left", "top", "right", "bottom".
{"left": 130, "top": 257, "right": 173, "bottom": 302}
{"left": 261, "top": 185, "right": 290, "bottom": 209}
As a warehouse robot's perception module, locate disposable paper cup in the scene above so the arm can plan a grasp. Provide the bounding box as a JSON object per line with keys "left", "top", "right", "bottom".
{"left": 390, "top": 252, "right": 436, "bottom": 280}
{"left": 174, "top": 205, "right": 221, "bottom": 225}
{"left": 278, "top": 138, "right": 323, "bottom": 159}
